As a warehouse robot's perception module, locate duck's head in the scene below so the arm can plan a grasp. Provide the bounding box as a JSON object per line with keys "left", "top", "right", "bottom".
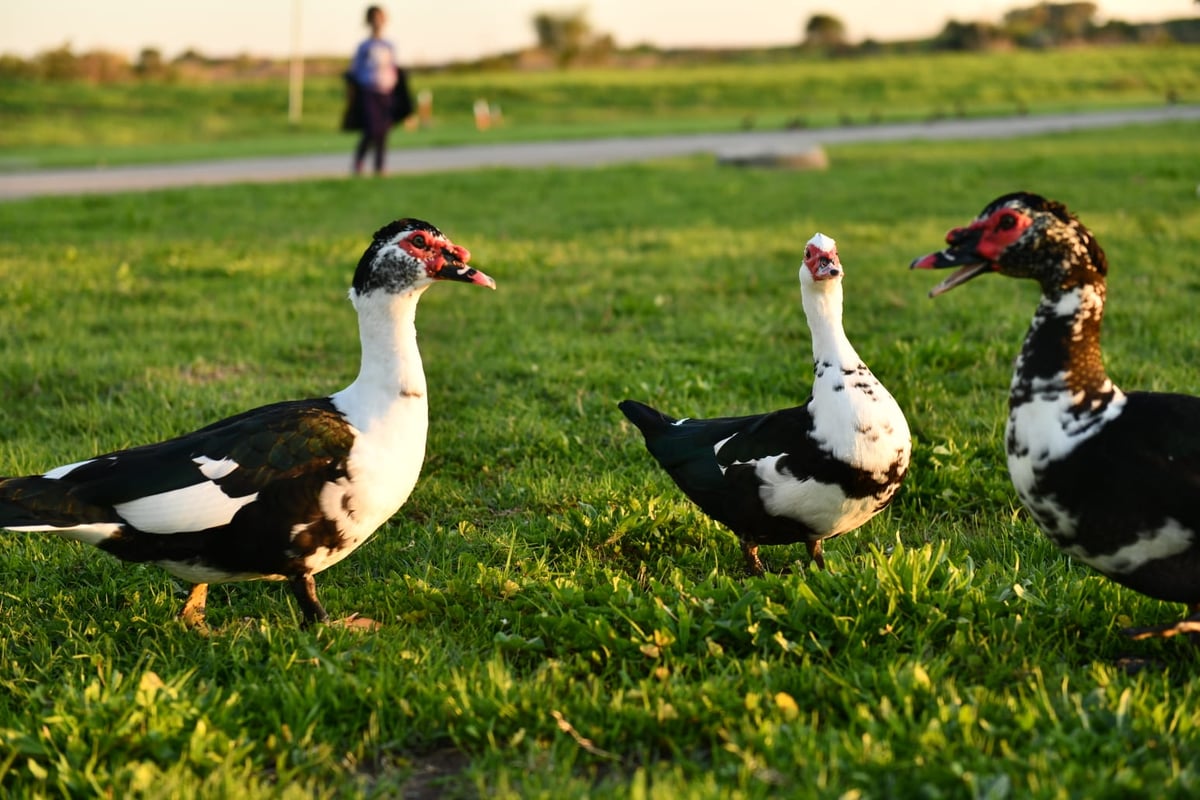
{"left": 911, "top": 192, "right": 1107, "bottom": 298}
{"left": 800, "top": 232, "right": 843, "bottom": 290}
{"left": 351, "top": 218, "right": 495, "bottom": 300}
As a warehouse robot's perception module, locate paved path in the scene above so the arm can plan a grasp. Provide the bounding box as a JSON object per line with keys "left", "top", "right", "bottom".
{"left": 2, "top": 106, "right": 1197, "bottom": 201}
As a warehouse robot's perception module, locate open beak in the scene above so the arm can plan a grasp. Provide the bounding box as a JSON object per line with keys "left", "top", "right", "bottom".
{"left": 910, "top": 226, "right": 993, "bottom": 297}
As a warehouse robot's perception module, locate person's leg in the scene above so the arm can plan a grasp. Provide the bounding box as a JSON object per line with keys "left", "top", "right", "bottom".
{"left": 354, "top": 92, "right": 386, "bottom": 175}
{"left": 366, "top": 92, "right": 391, "bottom": 175}
{"left": 353, "top": 131, "right": 371, "bottom": 174}
{"left": 374, "top": 127, "right": 389, "bottom": 175}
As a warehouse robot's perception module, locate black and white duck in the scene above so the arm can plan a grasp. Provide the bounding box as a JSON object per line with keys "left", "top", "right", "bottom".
{"left": 0, "top": 218, "right": 495, "bottom": 627}
{"left": 621, "top": 232, "right": 911, "bottom": 575}
{"left": 913, "top": 191, "right": 1200, "bottom": 640}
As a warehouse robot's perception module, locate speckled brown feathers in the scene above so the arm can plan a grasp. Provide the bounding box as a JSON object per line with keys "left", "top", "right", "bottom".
{"left": 913, "top": 192, "right": 1200, "bottom": 642}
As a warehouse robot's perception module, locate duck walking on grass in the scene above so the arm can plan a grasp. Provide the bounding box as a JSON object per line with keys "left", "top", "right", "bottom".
{"left": 0, "top": 218, "right": 495, "bottom": 628}
{"left": 620, "top": 233, "right": 912, "bottom": 576}
{"left": 913, "top": 192, "right": 1200, "bottom": 641}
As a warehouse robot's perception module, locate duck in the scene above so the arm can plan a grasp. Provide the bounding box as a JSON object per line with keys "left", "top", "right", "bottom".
{"left": 0, "top": 218, "right": 495, "bottom": 628}
{"left": 620, "top": 233, "right": 912, "bottom": 576}
{"left": 912, "top": 191, "right": 1200, "bottom": 640}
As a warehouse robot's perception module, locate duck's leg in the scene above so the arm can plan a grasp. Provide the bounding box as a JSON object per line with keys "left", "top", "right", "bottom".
{"left": 741, "top": 542, "right": 767, "bottom": 577}
{"left": 178, "top": 583, "right": 209, "bottom": 629}
{"left": 287, "top": 573, "right": 380, "bottom": 630}
{"left": 1123, "top": 602, "right": 1200, "bottom": 642}
{"left": 807, "top": 539, "right": 827, "bottom": 571}
{"left": 288, "top": 574, "right": 331, "bottom": 627}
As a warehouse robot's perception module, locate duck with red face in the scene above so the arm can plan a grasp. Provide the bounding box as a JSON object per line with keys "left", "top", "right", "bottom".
{"left": 913, "top": 192, "right": 1200, "bottom": 642}
{"left": 621, "top": 232, "right": 912, "bottom": 576}
{"left": 0, "top": 218, "right": 495, "bottom": 629}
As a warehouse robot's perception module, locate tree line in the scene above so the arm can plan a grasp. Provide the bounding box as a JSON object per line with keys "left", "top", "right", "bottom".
{"left": 1, "top": 1, "right": 1196, "bottom": 82}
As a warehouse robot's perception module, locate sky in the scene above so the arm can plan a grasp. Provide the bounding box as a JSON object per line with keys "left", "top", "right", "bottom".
{"left": 0, "top": 1, "right": 1194, "bottom": 66}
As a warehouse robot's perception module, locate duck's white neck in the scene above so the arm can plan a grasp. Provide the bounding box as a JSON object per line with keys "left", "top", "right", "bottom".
{"left": 333, "top": 287, "right": 428, "bottom": 427}
{"left": 802, "top": 279, "right": 861, "bottom": 367}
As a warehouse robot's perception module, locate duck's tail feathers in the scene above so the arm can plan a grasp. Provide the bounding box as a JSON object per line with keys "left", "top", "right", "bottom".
{"left": 1, "top": 476, "right": 123, "bottom": 545}
{"left": 618, "top": 400, "right": 679, "bottom": 439}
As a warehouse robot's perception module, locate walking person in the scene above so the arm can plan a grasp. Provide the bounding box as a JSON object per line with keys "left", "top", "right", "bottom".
{"left": 349, "top": 6, "right": 399, "bottom": 176}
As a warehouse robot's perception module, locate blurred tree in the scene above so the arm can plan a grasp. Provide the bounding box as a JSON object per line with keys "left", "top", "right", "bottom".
{"left": 173, "top": 48, "right": 209, "bottom": 65}
{"left": 0, "top": 53, "right": 38, "bottom": 79}
{"left": 532, "top": 8, "right": 591, "bottom": 67}
{"left": 935, "top": 20, "right": 1006, "bottom": 50}
{"left": 532, "top": 8, "right": 614, "bottom": 67}
{"left": 1091, "top": 19, "right": 1139, "bottom": 43}
{"left": 79, "top": 50, "right": 131, "bottom": 82}
{"left": 38, "top": 43, "right": 80, "bottom": 80}
{"left": 1004, "top": 2, "right": 1098, "bottom": 46}
{"left": 135, "top": 47, "right": 168, "bottom": 79}
{"left": 804, "top": 13, "right": 848, "bottom": 51}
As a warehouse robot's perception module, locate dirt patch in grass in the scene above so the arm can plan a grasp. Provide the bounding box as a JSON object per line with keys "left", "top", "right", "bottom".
{"left": 397, "top": 748, "right": 474, "bottom": 800}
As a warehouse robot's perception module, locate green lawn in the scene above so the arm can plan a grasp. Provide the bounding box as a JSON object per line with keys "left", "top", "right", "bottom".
{"left": 1, "top": 43, "right": 1197, "bottom": 169}
{"left": 0, "top": 121, "right": 1198, "bottom": 797}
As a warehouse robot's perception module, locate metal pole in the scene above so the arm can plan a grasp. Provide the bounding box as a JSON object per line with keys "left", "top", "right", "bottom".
{"left": 288, "top": 0, "right": 304, "bottom": 124}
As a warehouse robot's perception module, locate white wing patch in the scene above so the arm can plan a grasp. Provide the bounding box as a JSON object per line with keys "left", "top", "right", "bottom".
{"left": 712, "top": 433, "right": 744, "bottom": 470}
{"left": 6, "top": 523, "right": 123, "bottom": 546}
{"left": 114, "top": 482, "right": 258, "bottom": 534}
{"left": 44, "top": 457, "right": 111, "bottom": 480}
{"left": 193, "top": 455, "right": 240, "bottom": 480}
{"left": 1064, "top": 518, "right": 1195, "bottom": 575}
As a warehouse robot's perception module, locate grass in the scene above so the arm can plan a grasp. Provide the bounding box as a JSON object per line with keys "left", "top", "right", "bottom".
{"left": 0, "top": 120, "right": 1199, "bottom": 797}
{"left": 1, "top": 44, "right": 1197, "bottom": 168}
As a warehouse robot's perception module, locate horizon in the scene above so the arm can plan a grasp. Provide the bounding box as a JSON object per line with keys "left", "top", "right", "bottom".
{"left": 0, "top": 1, "right": 1195, "bottom": 68}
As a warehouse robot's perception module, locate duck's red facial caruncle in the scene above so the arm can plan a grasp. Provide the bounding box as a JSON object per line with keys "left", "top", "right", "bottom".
{"left": 400, "top": 230, "right": 494, "bottom": 289}
{"left": 955, "top": 207, "right": 1033, "bottom": 261}
{"left": 803, "top": 233, "right": 842, "bottom": 282}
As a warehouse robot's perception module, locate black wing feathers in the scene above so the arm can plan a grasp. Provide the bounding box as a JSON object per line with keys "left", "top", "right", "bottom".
{"left": 1041, "top": 392, "right": 1200, "bottom": 541}
{"left": 44, "top": 398, "right": 352, "bottom": 507}
{"left": 1, "top": 398, "right": 357, "bottom": 578}
{"left": 619, "top": 399, "right": 824, "bottom": 539}
{"left": 620, "top": 399, "right": 816, "bottom": 488}
{"left": 0, "top": 476, "right": 120, "bottom": 529}
{"left": 1029, "top": 392, "right": 1200, "bottom": 605}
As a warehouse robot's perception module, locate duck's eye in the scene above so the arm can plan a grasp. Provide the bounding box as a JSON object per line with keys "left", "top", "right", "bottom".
{"left": 996, "top": 214, "right": 1017, "bottom": 231}
{"left": 410, "top": 234, "right": 427, "bottom": 248}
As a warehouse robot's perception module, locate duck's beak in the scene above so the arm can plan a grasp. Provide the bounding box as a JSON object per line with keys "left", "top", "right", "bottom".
{"left": 910, "top": 225, "right": 993, "bottom": 297}
{"left": 434, "top": 246, "right": 496, "bottom": 289}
